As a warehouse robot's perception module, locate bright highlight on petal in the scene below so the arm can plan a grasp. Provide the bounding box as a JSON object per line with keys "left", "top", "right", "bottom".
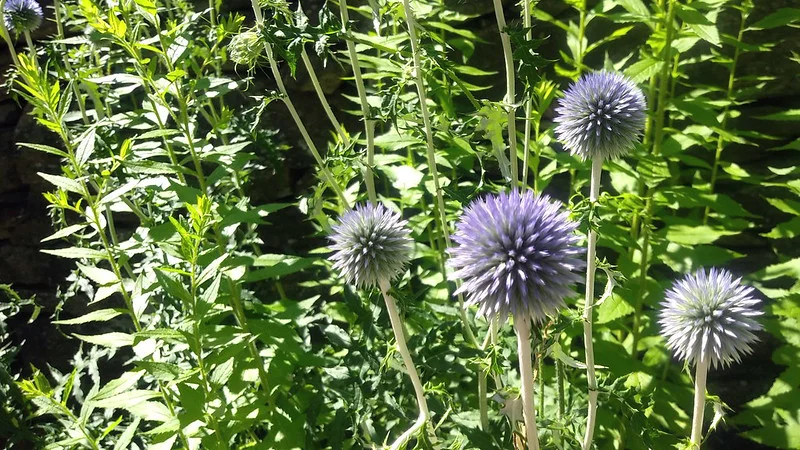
{"left": 3, "top": 0, "right": 43, "bottom": 33}
{"left": 447, "top": 191, "right": 584, "bottom": 322}
{"left": 554, "top": 71, "right": 647, "bottom": 161}
{"left": 659, "top": 268, "right": 763, "bottom": 369}
{"left": 329, "top": 203, "right": 413, "bottom": 289}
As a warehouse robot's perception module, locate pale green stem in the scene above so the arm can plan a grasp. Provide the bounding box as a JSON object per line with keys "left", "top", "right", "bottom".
{"left": 338, "top": 0, "right": 377, "bottom": 204}
{"left": 400, "top": 0, "right": 476, "bottom": 346}
{"left": 378, "top": 279, "right": 430, "bottom": 448}
{"left": 703, "top": 7, "right": 746, "bottom": 225}
{"left": 582, "top": 155, "right": 602, "bottom": 450}
{"left": 521, "top": 0, "right": 533, "bottom": 189}
{"left": 492, "top": 0, "right": 518, "bottom": 186}
{"left": 23, "top": 30, "right": 35, "bottom": 61}
{"left": 0, "top": 0, "right": 20, "bottom": 66}
{"left": 300, "top": 47, "right": 350, "bottom": 148}
{"left": 515, "top": 317, "right": 540, "bottom": 450}
{"left": 691, "top": 359, "right": 709, "bottom": 447}
{"left": 478, "top": 369, "right": 489, "bottom": 430}
{"left": 53, "top": 0, "right": 90, "bottom": 124}
{"left": 262, "top": 43, "right": 350, "bottom": 208}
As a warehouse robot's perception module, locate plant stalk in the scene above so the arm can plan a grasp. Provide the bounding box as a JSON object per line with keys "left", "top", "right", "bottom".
{"left": 492, "top": 0, "right": 518, "bottom": 186}
{"left": 379, "top": 279, "right": 430, "bottom": 448}
{"left": 400, "top": 0, "right": 476, "bottom": 346}
{"left": 582, "top": 155, "right": 602, "bottom": 450}
{"left": 338, "top": 0, "right": 377, "bottom": 204}
{"left": 300, "top": 47, "right": 350, "bottom": 148}
{"left": 691, "top": 359, "right": 709, "bottom": 447}
{"left": 521, "top": 0, "right": 533, "bottom": 189}
{"left": 514, "top": 317, "right": 540, "bottom": 450}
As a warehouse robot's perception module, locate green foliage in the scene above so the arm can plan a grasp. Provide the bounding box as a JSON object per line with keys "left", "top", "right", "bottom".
{"left": 2, "top": 0, "right": 798, "bottom": 448}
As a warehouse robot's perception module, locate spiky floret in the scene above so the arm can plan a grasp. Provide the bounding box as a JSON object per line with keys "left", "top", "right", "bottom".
{"left": 329, "top": 203, "right": 413, "bottom": 289}
{"left": 3, "top": 0, "right": 43, "bottom": 33}
{"left": 554, "top": 71, "right": 646, "bottom": 161}
{"left": 659, "top": 268, "right": 763, "bottom": 369}
{"left": 448, "top": 191, "right": 584, "bottom": 322}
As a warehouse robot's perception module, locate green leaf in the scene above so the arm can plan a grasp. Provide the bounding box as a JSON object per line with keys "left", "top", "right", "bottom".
{"left": 756, "top": 258, "right": 800, "bottom": 281}
{"left": 41, "top": 224, "right": 87, "bottom": 242}
{"left": 675, "top": 4, "right": 720, "bottom": 46}
{"left": 758, "top": 110, "right": 800, "bottom": 121}
{"left": 135, "top": 361, "right": 181, "bottom": 382}
{"left": 73, "top": 332, "right": 134, "bottom": 348}
{"left": 75, "top": 127, "right": 96, "bottom": 166}
{"left": 18, "top": 142, "right": 68, "bottom": 158}
{"left": 596, "top": 293, "right": 635, "bottom": 324}
{"left": 91, "top": 390, "right": 161, "bottom": 409}
{"left": 665, "top": 225, "right": 738, "bottom": 245}
{"left": 77, "top": 263, "right": 119, "bottom": 285}
{"left": 113, "top": 417, "right": 141, "bottom": 450}
{"left": 247, "top": 254, "right": 316, "bottom": 282}
{"left": 37, "top": 172, "right": 85, "bottom": 195}
{"left": 89, "top": 371, "right": 144, "bottom": 403}
{"left": 616, "top": 0, "right": 649, "bottom": 16}
{"left": 748, "top": 8, "right": 800, "bottom": 30}
{"left": 134, "top": 328, "right": 186, "bottom": 343}
{"left": 209, "top": 358, "right": 234, "bottom": 386}
{"left": 42, "top": 247, "right": 107, "bottom": 260}
{"left": 54, "top": 308, "right": 123, "bottom": 325}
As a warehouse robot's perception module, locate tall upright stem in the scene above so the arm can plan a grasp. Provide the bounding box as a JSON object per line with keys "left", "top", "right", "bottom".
{"left": 492, "top": 0, "right": 518, "bottom": 186}
{"left": 400, "top": 0, "right": 476, "bottom": 345}
{"left": 338, "top": 0, "right": 377, "bottom": 204}
{"left": 521, "top": 0, "right": 533, "bottom": 189}
{"left": 250, "top": 1, "right": 349, "bottom": 208}
{"left": 515, "top": 317, "right": 540, "bottom": 450}
{"left": 0, "top": 0, "right": 20, "bottom": 66}
{"left": 379, "top": 279, "right": 429, "bottom": 449}
{"left": 300, "top": 47, "right": 350, "bottom": 148}
{"left": 582, "top": 155, "right": 602, "bottom": 450}
{"left": 691, "top": 359, "right": 709, "bottom": 447}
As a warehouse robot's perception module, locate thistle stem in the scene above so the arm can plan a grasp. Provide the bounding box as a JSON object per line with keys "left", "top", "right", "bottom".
{"left": 338, "top": 0, "right": 377, "bottom": 204}
{"left": 492, "top": 0, "right": 518, "bottom": 186}
{"left": 521, "top": 0, "right": 533, "bottom": 189}
{"left": 23, "top": 30, "right": 35, "bottom": 61}
{"left": 379, "top": 279, "right": 430, "bottom": 448}
{"left": 582, "top": 155, "right": 602, "bottom": 450}
{"left": 478, "top": 369, "right": 489, "bottom": 430}
{"left": 299, "top": 47, "right": 350, "bottom": 148}
{"left": 0, "top": 0, "right": 20, "bottom": 67}
{"left": 691, "top": 359, "right": 709, "bottom": 447}
{"left": 514, "top": 317, "right": 540, "bottom": 450}
{"left": 400, "top": 0, "right": 476, "bottom": 346}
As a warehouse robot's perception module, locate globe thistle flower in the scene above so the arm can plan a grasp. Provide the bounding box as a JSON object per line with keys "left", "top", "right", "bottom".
{"left": 3, "top": 0, "right": 43, "bottom": 34}
{"left": 228, "top": 30, "right": 264, "bottom": 68}
{"left": 659, "top": 268, "right": 763, "bottom": 369}
{"left": 329, "top": 203, "right": 413, "bottom": 289}
{"left": 448, "top": 191, "right": 584, "bottom": 322}
{"left": 554, "top": 71, "right": 646, "bottom": 161}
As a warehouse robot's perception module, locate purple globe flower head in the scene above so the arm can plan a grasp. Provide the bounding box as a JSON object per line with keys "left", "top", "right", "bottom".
{"left": 554, "top": 71, "right": 646, "bottom": 161}
{"left": 448, "top": 191, "right": 584, "bottom": 322}
{"left": 659, "top": 268, "right": 763, "bottom": 369}
{"left": 3, "top": 0, "right": 43, "bottom": 33}
{"left": 329, "top": 203, "right": 413, "bottom": 289}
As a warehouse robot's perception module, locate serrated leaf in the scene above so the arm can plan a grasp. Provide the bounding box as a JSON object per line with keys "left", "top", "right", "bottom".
{"left": 676, "top": 4, "right": 720, "bottom": 46}
{"left": 665, "top": 225, "right": 738, "bottom": 245}
{"left": 73, "top": 332, "right": 134, "bottom": 348}
{"left": 89, "top": 371, "right": 143, "bottom": 402}
{"left": 91, "top": 390, "right": 160, "bottom": 409}
{"left": 135, "top": 361, "right": 181, "bottom": 382}
{"left": 54, "top": 308, "right": 123, "bottom": 325}
{"left": 596, "top": 293, "right": 635, "bottom": 324}
{"left": 77, "top": 263, "right": 118, "bottom": 285}
{"left": 42, "top": 247, "right": 107, "bottom": 260}
{"left": 38, "top": 172, "right": 85, "bottom": 195}
{"left": 113, "top": 417, "right": 141, "bottom": 450}
{"left": 41, "top": 224, "right": 87, "bottom": 242}
{"left": 748, "top": 8, "right": 800, "bottom": 30}
{"left": 247, "top": 254, "right": 316, "bottom": 281}
{"left": 209, "top": 358, "right": 234, "bottom": 386}
{"left": 75, "top": 127, "right": 96, "bottom": 166}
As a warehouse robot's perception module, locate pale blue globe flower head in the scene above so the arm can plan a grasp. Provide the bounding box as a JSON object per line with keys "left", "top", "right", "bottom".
{"left": 329, "top": 203, "right": 413, "bottom": 289}
{"left": 448, "top": 191, "right": 584, "bottom": 322}
{"left": 554, "top": 71, "right": 647, "bottom": 161}
{"left": 3, "top": 0, "right": 43, "bottom": 33}
{"left": 659, "top": 268, "right": 763, "bottom": 369}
